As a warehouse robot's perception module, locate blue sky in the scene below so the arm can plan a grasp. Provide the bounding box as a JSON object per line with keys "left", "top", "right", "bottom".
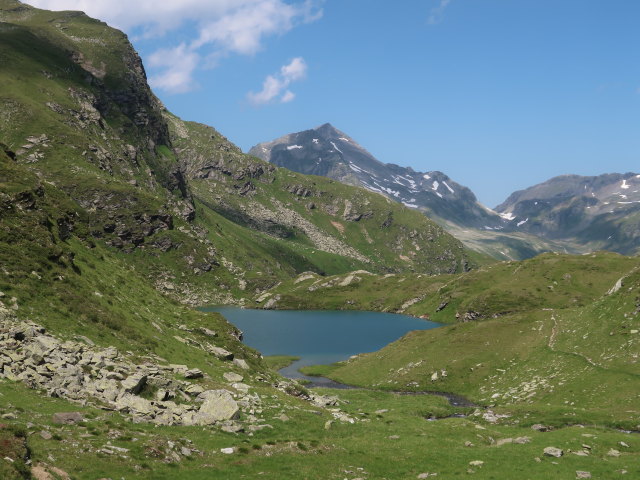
{"left": 26, "top": 0, "right": 640, "bottom": 207}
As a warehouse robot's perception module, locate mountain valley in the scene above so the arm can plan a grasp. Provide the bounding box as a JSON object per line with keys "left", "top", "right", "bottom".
{"left": 0, "top": 1, "right": 638, "bottom": 479}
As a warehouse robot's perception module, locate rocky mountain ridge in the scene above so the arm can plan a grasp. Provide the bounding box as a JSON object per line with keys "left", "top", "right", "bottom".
{"left": 251, "top": 124, "right": 640, "bottom": 257}
{"left": 250, "top": 123, "right": 504, "bottom": 230}
{"left": 496, "top": 173, "right": 640, "bottom": 254}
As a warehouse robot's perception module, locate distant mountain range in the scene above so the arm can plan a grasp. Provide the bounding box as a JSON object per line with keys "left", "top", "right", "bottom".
{"left": 496, "top": 173, "right": 640, "bottom": 254}
{"left": 250, "top": 124, "right": 640, "bottom": 257}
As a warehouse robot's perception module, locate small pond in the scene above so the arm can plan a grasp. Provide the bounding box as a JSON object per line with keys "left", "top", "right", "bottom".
{"left": 201, "top": 307, "right": 441, "bottom": 386}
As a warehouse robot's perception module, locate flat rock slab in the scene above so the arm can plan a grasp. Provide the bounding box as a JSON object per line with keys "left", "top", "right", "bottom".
{"left": 543, "top": 446, "right": 563, "bottom": 458}
{"left": 193, "top": 390, "right": 239, "bottom": 425}
{"left": 223, "top": 372, "right": 244, "bottom": 383}
{"left": 52, "top": 412, "right": 84, "bottom": 425}
{"left": 184, "top": 368, "right": 203, "bottom": 379}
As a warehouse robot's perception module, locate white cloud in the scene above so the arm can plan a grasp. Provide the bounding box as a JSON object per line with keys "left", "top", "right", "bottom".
{"left": 281, "top": 90, "right": 296, "bottom": 103}
{"left": 23, "top": 0, "right": 322, "bottom": 94}
{"left": 147, "top": 44, "right": 200, "bottom": 94}
{"left": 428, "top": 0, "right": 452, "bottom": 25}
{"left": 247, "top": 57, "right": 307, "bottom": 106}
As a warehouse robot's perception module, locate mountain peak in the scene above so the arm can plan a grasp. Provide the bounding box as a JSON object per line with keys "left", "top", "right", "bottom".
{"left": 249, "top": 125, "right": 503, "bottom": 230}
{"left": 312, "top": 122, "right": 348, "bottom": 139}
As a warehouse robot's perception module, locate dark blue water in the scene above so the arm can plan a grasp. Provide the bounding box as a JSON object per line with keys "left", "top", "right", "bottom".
{"left": 201, "top": 307, "right": 441, "bottom": 384}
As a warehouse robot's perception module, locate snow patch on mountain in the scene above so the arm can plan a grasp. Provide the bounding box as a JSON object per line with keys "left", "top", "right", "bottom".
{"left": 330, "top": 141, "right": 343, "bottom": 154}
{"left": 500, "top": 212, "right": 516, "bottom": 221}
{"left": 287, "top": 145, "right": 303, "bottom": 150}
{"left": 432, "top": 181, "right": 440, "bottom": 191}
{"left": 442, "top": 181, "right": 455, "bottom": 194}
{"left": 517, "top": 218, "right": 528, "bottom": 227}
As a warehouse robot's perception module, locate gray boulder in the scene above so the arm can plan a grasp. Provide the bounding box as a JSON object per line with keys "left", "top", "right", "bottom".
{"left": 52, "top": 412, "right": 84, "bottom": 425}
{"left": 223, "top": 372, "right": 244, "bottom": 383}
{"left": 121, "top": 372, "right": 147, "bottom": 394}
{"left": 192, "top": 390, "right": 239, "bottom": 425}
{"left": 543, "top": 446, "right": 563, "bottom": 458}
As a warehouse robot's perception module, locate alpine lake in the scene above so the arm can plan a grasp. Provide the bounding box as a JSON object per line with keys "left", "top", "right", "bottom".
{"left": 200, "top": 307, "right": 441, "bottom": 387}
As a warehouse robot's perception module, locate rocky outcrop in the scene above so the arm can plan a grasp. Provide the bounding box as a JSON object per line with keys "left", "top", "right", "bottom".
{"left": 245, "top": 200, "right": 370, "bottom": 263}
{"left": 0, "top": 313, "right": 258, "bottom": 428}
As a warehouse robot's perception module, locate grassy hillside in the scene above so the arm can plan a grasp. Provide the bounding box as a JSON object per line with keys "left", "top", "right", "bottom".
{"left": 267, "top": 251, "right": 636, "bottom": 317}
{"left": 169, "top": 116, "right": 480, "bottom": 287}
{"left": 301, "top": 258, "right": 640, "bottom": 430}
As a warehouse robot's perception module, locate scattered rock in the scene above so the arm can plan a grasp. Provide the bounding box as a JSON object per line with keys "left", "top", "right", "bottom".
{"left": 482, "top": 411, "right": 510, "bottom": 423}
{"left": 543, "top": 447, "right": 563, "bottom": 458}
{"left": 220, "top": 423, "right": 244, "bottom": 434}
{"left": 209, "top": 347, "right": 234, "bottom": 360}
{"left": 52, "top": 412, "right": 84, "bottom": 425}
{"left": 121, "top": 373, "right": 147, "bottom": 394}
{"left": 184, "top": 368, "right": 203, "bottom": 379}
{"left": 185, "top": 384, "right": 205, "bottom": 396}
{"left": 495, "top": 438, "right": 513, "bottom": 447}
{"left": 223, "top": 372, "right": 244, "bottom": 383}
{"left": 220, "top": 447, "right": 234, "bottom": 454}
{"left": 531, "top": 424, "right": 552, "bottom": 432}
{"left": 198, "top": 328, "right": 218, "bottom": 337}
{"left": 468, "top": 460, "right": 484, "bottom": 467}
{"left": 192, "top": 390, "right": 239, "bottom": 425}
{"left": 607, "top": 448, "right": 621, "bottom": 457}
{"left": 233, "top": 358, "right": 250, "bottom": 370}
{"left": 576, "top": 472, "right": 591, "bottom": 479}
{"left": 39, "top": 431, "right": 53, "bottom": 440}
